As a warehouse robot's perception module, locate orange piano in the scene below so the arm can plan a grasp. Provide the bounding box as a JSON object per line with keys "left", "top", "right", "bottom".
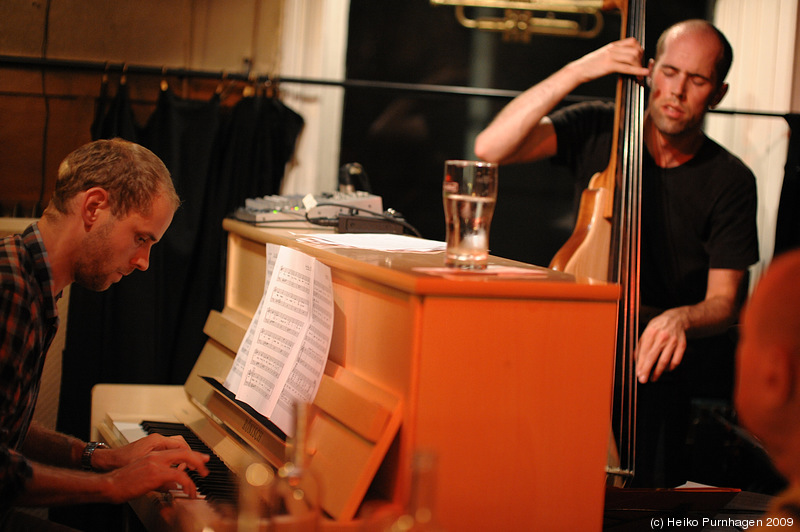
{"left": 91, "top": 218, "right": 619, "bottom": 531}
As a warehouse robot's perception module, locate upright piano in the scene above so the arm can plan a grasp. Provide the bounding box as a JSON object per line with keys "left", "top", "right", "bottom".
{"left": 91, "top": 218, "right": 619, "bottom": 531}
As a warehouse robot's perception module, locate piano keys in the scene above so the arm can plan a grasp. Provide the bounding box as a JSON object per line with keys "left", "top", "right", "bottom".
{"left": 92, "top": 218, "right": 620, "bottom": 531}
{"left": 141, "top": 420, "right": 239, "bottom": 507}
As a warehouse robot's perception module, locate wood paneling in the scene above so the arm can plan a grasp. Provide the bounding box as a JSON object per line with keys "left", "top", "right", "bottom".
{"left": 0, "top": 0, "right": 283, "bottom": 215}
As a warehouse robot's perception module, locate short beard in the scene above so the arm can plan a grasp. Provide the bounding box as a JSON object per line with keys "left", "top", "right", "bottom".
{"left": 73, "top": 220, "right": 115, "bottom": 292}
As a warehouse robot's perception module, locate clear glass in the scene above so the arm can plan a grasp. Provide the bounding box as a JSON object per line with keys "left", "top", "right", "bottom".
{"left": 442, "top": 160, "right": 498, "bottom": 269}
{"left": 365, "top": 450, "right": 443, "bottom": 532}
{"left": 266, "top": 402, "right": 320, "bottom": 531}
{"left": 236, "top": 403, "right": 321, "bottom": 532}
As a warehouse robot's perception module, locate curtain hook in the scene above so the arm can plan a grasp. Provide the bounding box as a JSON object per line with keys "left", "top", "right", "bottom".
{"left": 160, "top": 66, "right": 169, "bottom": 92}
{"left": 272, "top": 75, "right": 280, "bottom": 99}
{"left": 215, "top": 71, "right": 227, "bottom": 95}
{"left": 242, "top": 71, "right": 256, "bottom": 98}
{"left": 265, "top": 76, "right": 275, "bottom": 99}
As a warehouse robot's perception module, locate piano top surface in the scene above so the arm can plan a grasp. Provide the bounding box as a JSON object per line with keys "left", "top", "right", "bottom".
{"left": 223, "top": 218, "right": 620, "bottom": 302}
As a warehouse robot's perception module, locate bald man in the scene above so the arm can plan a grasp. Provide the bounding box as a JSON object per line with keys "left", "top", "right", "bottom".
{"left": 475, "top": 19, "right": 759, "bottom": 486}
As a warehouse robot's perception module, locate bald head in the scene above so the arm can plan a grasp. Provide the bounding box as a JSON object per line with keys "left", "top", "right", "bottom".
{"left": 655, "top": 19, "right": 733, "bottom": 89}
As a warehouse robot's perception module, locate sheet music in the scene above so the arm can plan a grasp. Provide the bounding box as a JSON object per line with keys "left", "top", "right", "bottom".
{"left": 223, "top": 244, "right": 280, "bottom": 391}
{"left": 268, "top": 261, "right": 334, "bottom": 434}
{"left": 224, "top": 245, "right": 333, "bottom": 436}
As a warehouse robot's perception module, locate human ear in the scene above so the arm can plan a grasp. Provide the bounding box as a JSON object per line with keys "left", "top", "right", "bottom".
{"left": 763, "top": 346, "right": 794, "bottom": 407}
{"left": 81, "top": 187, "right": 110, "bottom": 228}
{"left": 709, "top": 82, "right": 729, "bottom": 109}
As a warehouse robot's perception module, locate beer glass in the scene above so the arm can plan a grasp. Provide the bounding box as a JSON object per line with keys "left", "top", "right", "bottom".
{"left": 442, "top": 160, "right": 498, "bottom": 269}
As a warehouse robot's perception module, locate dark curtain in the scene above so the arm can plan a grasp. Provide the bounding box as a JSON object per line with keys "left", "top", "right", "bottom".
{"left": 53, "top": 82, "right": 302, "bottom": 531}
{"left": 774, "top": 114, "right": 800, "bottom": 257}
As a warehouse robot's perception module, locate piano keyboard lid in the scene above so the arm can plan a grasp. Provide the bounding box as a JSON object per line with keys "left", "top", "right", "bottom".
{"left": 182, "top": 308, "right": 404, "bottom": 522}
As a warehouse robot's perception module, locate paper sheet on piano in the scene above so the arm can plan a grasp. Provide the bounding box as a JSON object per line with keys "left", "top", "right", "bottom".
{"left": 223, "top": 244, "right": 334, "bottom": 437}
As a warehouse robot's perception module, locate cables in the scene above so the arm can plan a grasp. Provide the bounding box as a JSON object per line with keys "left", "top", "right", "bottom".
{"left": 232, "top": 201, "right": 422, "bottom": 238}
{"left": 303, "top": 202, "right": 422, "bottom": 238}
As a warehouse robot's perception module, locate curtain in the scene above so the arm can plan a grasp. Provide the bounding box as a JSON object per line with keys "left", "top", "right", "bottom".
{"left": 57, "top": 81, "right": 303, "bottom": 443}
{"left": 53, "top": 81, "right": 302, "bottom": 531}
{"left": 774, "top": 114, "right": 800, "bottom": 257}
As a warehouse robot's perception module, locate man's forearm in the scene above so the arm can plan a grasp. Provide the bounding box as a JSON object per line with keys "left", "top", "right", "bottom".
{"left": 683, "top": 268, "right": 747, "bottom": 338}
{"left": 21, "top": 422, "right": 85, "bottom": 469}
{"left": 474, "top": 63, "right": 583, "bottom": 163}
{"left": 13, "top": 461, "right": 117, "bottom": 507}
{"left": 681, "top": 294, "right": 740, "bottom": 339}
{"left": 475, "top": 38, "right": 649, "bottom": 164}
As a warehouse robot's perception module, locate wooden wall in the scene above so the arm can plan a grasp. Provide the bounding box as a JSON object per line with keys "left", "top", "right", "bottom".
{"left": 0, "top": 0, "right": 283, "bottom": 216}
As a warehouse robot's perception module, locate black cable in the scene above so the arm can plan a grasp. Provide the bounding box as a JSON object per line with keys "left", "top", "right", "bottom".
{"left": 303, "top": 214, "right": 339, "bottom": 227}
{"left": 305, "top": 201, "right": 423, "bottom": 238}
{"left": 236, "top": 218, "right": 317, "bottom": 226}
{"left": 230, "top": 208, "right": 416, "bottom": 238}
{"left": 234, "top": 201, "right": 423, "bottom": 238}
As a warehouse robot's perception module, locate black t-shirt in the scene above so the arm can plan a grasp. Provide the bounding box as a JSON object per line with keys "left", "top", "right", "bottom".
{"left": 549, "top": 101, "right": 759, "bottom": 395}
{"left": 549, "top": 101, "right": 759, "bottom": 310}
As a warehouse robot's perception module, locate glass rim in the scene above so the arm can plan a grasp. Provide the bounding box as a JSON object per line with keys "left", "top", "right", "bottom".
{"left": 444, "top": 159, "right": 498, "bottom": 168}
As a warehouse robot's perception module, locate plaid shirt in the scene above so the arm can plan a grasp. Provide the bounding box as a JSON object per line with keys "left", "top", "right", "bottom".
{"left": 0, "top": 223, "right": 60, "bottom": 509}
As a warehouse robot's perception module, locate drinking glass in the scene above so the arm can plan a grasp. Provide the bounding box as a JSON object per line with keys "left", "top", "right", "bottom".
{"left": 442, "top": 160, "right": 498, "bottom": 269}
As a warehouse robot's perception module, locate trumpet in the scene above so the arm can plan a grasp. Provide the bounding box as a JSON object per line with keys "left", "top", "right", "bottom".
{"left": 430, "top": 0, "right": 616, "bottom": 41}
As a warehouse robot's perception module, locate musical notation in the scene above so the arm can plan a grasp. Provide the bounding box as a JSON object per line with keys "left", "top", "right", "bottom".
{"left": 275, "top": 265, "right": 311, "bottom": 293}
{"left": 287, "top": 370, "right": 317, "bottom": 398}
{"left": 243, "top": 367, "right": 274, "bottom": 399}
{"left": 256, "top": 329, "right": 293, "bottom": 356}
{"left": 224, "top": 244, "right": 334, "bottom": 437}
{"left": 249, "top": 351, "right": 285, "bottom": 378}
{"left": 263, "top": 308, "right": 304, "bottom": 337}
{"left": 270, "top": 286, "right": 310, "bottom": 317}
{"left": 303, "top": 325, "right": 327, "bottom": 361}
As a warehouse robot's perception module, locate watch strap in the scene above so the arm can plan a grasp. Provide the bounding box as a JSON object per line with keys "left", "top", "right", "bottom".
{"left": 81, "top": 441, "right": 108, "bottom": 471}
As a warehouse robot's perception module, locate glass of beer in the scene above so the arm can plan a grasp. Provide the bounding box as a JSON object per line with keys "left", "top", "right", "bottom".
{"left": 442, "top": 160, "right": 498, "bottom": 269}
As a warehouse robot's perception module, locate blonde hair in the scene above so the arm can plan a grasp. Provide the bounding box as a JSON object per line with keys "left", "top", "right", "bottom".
{"left": 48, "top": 138, "right": 180, "bottom": 217}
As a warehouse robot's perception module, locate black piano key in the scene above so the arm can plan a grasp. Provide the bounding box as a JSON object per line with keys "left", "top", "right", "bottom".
{"left": 141, "top": 420, "right": 239, "bottom": 507}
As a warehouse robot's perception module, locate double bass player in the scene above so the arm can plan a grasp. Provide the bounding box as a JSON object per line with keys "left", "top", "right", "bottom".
{"left": 475, "top": 19, "right": 759, "bottom": 487}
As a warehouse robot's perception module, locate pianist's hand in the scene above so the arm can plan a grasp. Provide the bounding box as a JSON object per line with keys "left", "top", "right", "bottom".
{"left": 102, "top": 444, "right": 211, "bottom": 504}
{"left": 90, "top": 433, "right": 201, "bottom": 472}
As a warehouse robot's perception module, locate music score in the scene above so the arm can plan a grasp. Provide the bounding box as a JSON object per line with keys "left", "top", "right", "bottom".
{"left": 222, "top": 244, "right": 334, "bottom": 437}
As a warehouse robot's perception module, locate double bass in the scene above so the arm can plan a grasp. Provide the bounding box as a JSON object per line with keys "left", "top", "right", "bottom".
{"left": 549, "top": 0, "right": 646, "bottom": 484}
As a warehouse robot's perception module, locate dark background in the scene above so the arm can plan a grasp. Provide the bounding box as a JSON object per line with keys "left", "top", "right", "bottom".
{"left": 340, "top": 0, "right": 710, "bottom": 267}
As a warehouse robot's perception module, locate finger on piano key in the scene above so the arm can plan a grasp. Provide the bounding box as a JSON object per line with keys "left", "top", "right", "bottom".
{"left": 112, "top": 421, "right": 150, "bottom": 443}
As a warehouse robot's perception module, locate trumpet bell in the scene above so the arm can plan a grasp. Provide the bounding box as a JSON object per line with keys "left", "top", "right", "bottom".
{"left": 431, "top": 0, "right": 610, "bottom": 42}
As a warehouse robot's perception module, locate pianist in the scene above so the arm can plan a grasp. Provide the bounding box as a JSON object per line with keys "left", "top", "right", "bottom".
{"left": 0, "top": 139, "right": 209, "bottom": 531}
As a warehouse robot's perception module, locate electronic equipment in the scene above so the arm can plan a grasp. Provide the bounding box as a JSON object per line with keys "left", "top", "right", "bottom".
{"left": 234, "top": 191, "right": 383, "bottom": 223}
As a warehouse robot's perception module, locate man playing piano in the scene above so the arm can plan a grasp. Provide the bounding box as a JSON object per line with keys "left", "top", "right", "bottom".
{"left": 1, "top": 139, "right": 210, "bottom": 530}
{"left": 475, "top": 19, "right": 759, "bottom": 487}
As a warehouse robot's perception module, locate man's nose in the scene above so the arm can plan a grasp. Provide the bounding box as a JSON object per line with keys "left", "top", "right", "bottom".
{"left": 132, "top": 247, "right": 150, "bottom": 271}
{"left": 672, "top": 75, "right": 688, "bottom": 98}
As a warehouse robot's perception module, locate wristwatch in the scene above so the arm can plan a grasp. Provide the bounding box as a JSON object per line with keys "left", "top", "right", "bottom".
{"left": 81, "top": 441, "right": 109, "bottom": 471}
